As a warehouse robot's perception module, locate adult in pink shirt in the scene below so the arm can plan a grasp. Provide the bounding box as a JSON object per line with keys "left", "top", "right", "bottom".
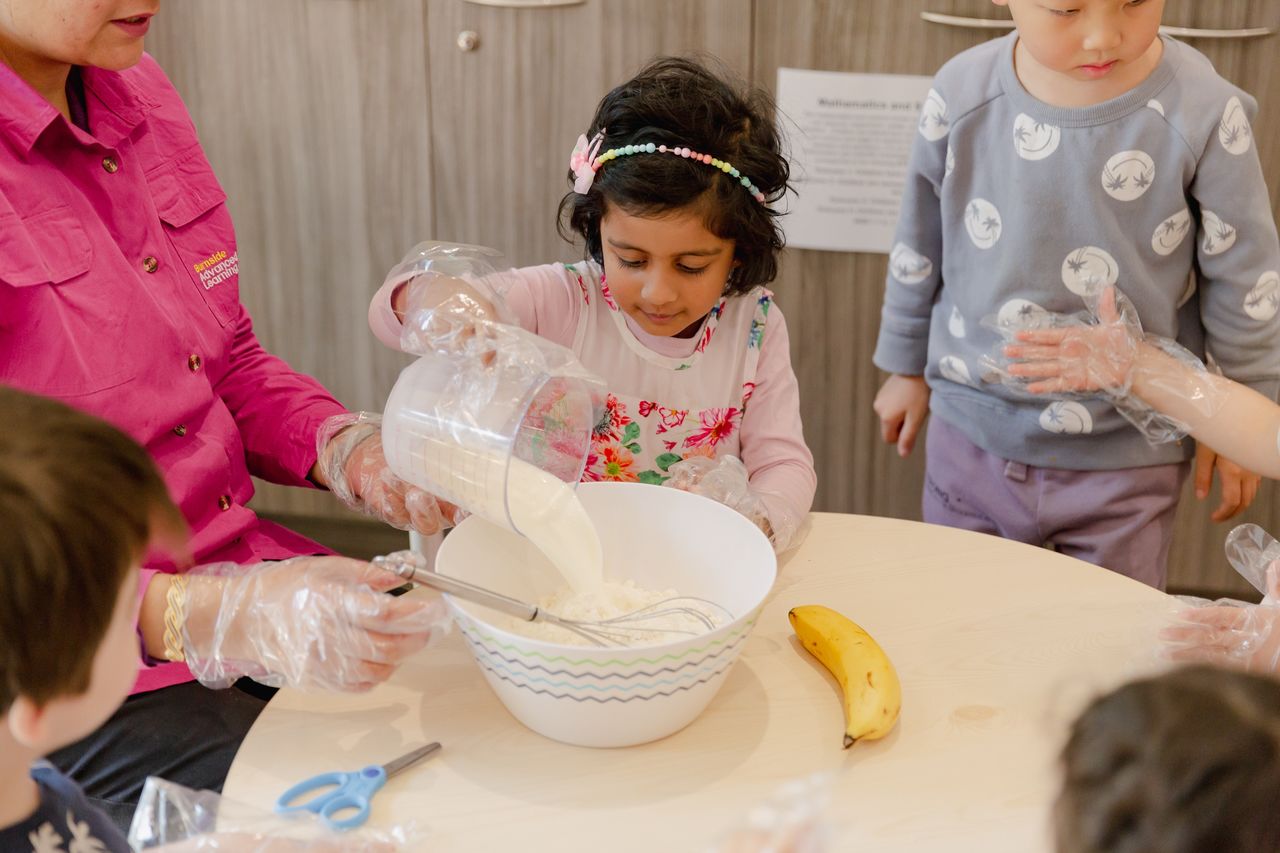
{"left": 0, "top": 1, "right": 448, "bottom": 829}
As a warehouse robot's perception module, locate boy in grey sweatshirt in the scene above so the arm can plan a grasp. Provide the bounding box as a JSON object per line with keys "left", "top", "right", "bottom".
{"left": 873, "top": 0, "right": 1280, "bottom": 587}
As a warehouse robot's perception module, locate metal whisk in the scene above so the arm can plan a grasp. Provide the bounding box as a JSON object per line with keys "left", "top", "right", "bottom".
{"left": 373, "top": 551, "right": 732, "bottom": 647}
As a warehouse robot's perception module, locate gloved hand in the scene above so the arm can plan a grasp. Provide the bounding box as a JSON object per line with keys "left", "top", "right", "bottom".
{"left": 1161, "top": 592, "right": 1280, "bottom": 675}
{"left": 985, "top": 285, "right": 1223, "bottom": 443}
{"left": 665, "top": 455, "right": 799, "bottom": 553}
{"left": 1159, "top": 524, "right": 1280, "bottom": 674}
{"left": 378, "top": 242, "right": 517, "bottom": 359}
{"left": 316, "top": 412, "right": 463, "bottom": 535}
{"left": 180, "top": 557, "right": 450, "bottom": 692}
{"left": 1223, "top": 523, "right": 1280, "bottom": 602}
{"left": 996, "top": 285, "right": 1144, "bottom": 397}
{"left": 398, "top": 271, "right": 513, "bottom": 360}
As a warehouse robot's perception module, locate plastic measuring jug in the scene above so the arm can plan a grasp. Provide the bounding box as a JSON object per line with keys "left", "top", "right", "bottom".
{"left": 378, "top": 243, "right": 605, "bottom": 592}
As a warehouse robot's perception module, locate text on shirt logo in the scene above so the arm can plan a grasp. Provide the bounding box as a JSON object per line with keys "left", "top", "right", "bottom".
{"left": 194, "top": 250, "right": 238, "bottom": 290}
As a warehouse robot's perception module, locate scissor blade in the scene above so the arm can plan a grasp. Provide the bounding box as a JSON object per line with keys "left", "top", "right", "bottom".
{"left": 382, "top": 742, "right": 442, "bottom": 778}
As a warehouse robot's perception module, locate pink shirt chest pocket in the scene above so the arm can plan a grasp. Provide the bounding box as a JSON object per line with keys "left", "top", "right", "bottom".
{"left": 0, "top": 203, "right": 138, "bottom": 398}
{"left": 147, "top": 149, "right": 240, "bottom": 327}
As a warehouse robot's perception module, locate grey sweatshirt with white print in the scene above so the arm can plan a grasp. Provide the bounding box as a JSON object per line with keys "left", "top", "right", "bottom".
{"left": 873, "top": 32, "right": 1280, "bottom": 470}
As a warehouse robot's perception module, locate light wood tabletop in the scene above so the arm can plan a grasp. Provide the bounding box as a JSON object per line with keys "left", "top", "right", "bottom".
{"left": 223, "top": 512, "right": 1176, "bottom": 851}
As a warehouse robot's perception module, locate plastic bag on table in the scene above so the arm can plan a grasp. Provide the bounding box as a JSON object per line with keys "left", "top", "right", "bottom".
{"left": 705, "top": 773, "right": 832, "bottom": 853}
{"left": 127, "top": 777, "right": 421, "bottom": 851}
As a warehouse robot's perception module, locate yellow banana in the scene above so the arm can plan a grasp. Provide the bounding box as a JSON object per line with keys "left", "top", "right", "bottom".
{"left": 788, "top": 604, "right": 901, "bottom": 748}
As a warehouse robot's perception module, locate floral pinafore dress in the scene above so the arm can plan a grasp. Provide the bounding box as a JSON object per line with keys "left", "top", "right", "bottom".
{"left": 563, "top": 262, "right": 771, "bottom": 485}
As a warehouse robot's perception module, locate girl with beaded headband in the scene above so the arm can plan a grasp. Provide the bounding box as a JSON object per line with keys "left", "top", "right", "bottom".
{"left": 369, "top": 56, "right": 816, "bottom": 552}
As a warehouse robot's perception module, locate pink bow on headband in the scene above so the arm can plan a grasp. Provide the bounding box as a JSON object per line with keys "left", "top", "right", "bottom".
{"left": 570, "top": 131, "right": 605, "bottom": 194}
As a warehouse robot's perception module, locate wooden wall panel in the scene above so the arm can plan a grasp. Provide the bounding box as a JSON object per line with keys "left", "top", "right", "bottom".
{"left": 753, "top": 0, "right": 1280, "bottom": 597}
{"left": 424, "top": 0, "right": 753, "bottom": 268}
{"left": 148, "top": 1, "right": 432, "bottom": 520}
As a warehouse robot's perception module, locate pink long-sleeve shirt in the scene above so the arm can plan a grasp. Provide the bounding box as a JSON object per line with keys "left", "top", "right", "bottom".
{"left": 0, "top": 55, "right": 346, "bottom": 693}
{"left": 370, "top": 262, "right": 816, "bottom": 538}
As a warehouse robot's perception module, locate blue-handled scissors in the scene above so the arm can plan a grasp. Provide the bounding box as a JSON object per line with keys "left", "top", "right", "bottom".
{"left": 275, "top": 742, "right": 442, "bottom": 830}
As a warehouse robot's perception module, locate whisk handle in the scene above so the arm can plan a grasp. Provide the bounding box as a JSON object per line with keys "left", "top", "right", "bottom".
{"left": 381, "top": 555, "right": 539, "bottom": 622}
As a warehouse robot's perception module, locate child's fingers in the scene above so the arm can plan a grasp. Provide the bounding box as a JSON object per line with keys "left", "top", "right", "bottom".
{"left": 1242, "top": 475, "right": 1261, "bottom": 514}
{"left": 1007, "top": 361, "right": 1067, "bottom": 379}
{"left": 880, "top": 411, "right": 903, "bottom": 445}
{"left": 897, "top": 407, "right": 923, "bottom": 457}
{"left": 1194, "top": 444, "right": 1216, "bottom": 500}
{"left": 1176, "top": 606, "right": 1249, "bottom": 630}
{"left": 1015, "top": 329, "right": 1069, "bottom": 344}
{"left": 1097, "top": 286, "right": 1120, "bottom": 324}
{"left": 1164, "top": 641, "right": 1239, "bottom": 665}
{"left": 1004, "top": 343, "right": 1064, "bottom": 360}
{"left": 1212, "top": 467, "right": 1244, "bottom": 522}
{"left": 1026, "top": 378, "right": 1071, "bottom": 394}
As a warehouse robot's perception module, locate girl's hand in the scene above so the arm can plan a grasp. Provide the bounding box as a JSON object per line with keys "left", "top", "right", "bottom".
{"left": 398, "top": 273, "right": 507, "bottom": 362}
{"left": 873, "top": 374, "right": 930, "bottom": 457}
{"left": 1002, "top": 286, "right": 1140, "bottom": 395}
{"left": 663, "top": 455, "right": 798, "bottom": 551}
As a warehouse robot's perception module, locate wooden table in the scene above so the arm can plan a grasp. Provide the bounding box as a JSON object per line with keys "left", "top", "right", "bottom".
{"left": 223, "top": 513, "right": 1175, "bottom": 851}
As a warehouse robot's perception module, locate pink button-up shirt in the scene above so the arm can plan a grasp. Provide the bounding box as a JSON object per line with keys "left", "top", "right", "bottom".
{"left": 0, "top": 55, "right": 348, "bottom": 693}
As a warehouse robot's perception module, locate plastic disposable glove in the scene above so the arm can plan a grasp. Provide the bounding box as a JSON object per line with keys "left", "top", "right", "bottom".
{"left": 398, "top": 272, "right": 515, "bottom": 360}
{"left": 996, "top": 285, "right": 1144, "bottom": 396}
{"left": 665, "top": 455, "right": 799, "bottom": 552}
{"left": 986, "top": 286, "right": 1224, "bottom": 443}
{"left": 1223, "top": 523, "right": 1280, "bottom": 602}
{"left": 316, "top": 412, "right": 463, "bottom": 535}
{"left": 180, "top": 557, "right": 449, "bottom": 692}
{"left": 1159, "top": 524, "right": 1280, "bottom": 674}
{"left": 378, "top": 242, "right": 517, "bottom": 358}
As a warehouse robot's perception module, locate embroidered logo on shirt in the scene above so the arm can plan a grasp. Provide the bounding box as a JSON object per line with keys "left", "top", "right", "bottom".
{"left": 193, "top": 250, "right": 239, "bottom": 290}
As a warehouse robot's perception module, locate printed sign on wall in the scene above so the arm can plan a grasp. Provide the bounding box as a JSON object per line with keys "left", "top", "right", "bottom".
{"left": 777, "top": 68, "right": 933, "bottom": 254}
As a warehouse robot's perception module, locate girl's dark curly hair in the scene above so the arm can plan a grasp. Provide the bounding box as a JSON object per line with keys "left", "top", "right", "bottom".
{"left": 1055, "top": 665, "right": 1280, "bottom": 853}
{"left": 558, "top": 56, "right": 791, "bottom": 297}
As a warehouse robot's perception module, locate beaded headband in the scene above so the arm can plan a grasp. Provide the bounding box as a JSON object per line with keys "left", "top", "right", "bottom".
{"left": 569, "top": 131, "right": 766, "bottom": 203}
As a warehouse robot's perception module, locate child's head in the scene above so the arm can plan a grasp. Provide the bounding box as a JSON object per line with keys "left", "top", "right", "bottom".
{"left": 559, "top": 56, "right": 790, "bottom": 338}
{"left": 1055, "top": 665, "right": 1280, "bottom": 853}
{"left": 0, "top": 0, "right": 156, "bottom": 72}
{"left": 0, "top": 387, "right": 185, "bottom": 754}
{"left": 993, "top": 0, "right": 1164, "bottom": 98}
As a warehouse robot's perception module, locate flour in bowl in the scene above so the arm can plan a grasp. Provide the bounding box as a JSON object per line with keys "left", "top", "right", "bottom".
{"left": 496, "top": 579, "right": 726, "bottom": 646}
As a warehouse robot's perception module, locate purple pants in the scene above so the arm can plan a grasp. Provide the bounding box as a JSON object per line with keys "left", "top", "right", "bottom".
{"left": 923, "top": 417, "right": 1189, "bottom": 589}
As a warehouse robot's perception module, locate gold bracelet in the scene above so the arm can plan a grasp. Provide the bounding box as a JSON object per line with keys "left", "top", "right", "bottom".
{"left": 162, "top": 574, "right": 188, "bottom": 662}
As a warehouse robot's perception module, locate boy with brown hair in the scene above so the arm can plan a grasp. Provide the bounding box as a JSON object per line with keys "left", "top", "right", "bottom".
{"left": 0, "top": 387, "right": 407, "bottom": 851}
{"left": 1056, "top": 665, "right": 1280, "bottom": 853}
{"left": 0, "top": 385, "right": 188, "bottom": 850}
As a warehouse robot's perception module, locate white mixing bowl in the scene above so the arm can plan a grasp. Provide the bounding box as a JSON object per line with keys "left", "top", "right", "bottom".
{"left": 435, "top": 481, "right": 777, "bottom": 747}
